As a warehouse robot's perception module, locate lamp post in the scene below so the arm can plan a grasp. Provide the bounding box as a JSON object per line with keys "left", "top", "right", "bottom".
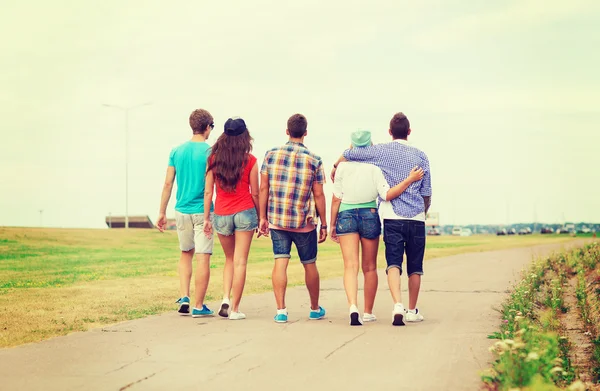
{"left": 102, "top": 102, "right": 152, "bottom": 229}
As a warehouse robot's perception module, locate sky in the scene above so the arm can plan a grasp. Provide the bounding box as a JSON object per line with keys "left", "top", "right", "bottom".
{"left": 1, "top": 0, "right": 599, "bottom": 229}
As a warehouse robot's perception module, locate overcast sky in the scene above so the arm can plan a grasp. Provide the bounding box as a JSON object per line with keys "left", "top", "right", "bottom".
{"left": 1, "top": 0, "right": 599, "bottom": 229}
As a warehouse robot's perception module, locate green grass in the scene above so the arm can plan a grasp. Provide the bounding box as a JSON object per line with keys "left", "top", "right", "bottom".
{"left": 482, "top": 243, "right": 600, "bottom": 390}
{"left": 0, "top": 227, "right": 583, "bottom": 348}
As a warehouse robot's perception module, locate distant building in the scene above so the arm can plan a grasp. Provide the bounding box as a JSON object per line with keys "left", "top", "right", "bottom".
{"left": 105, "top": 215, "right": 154, "bottom": 229}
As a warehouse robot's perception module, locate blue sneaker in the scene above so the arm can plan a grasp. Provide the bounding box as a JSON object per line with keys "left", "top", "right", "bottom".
{"left": 274, "top": 313, "right": 288, "bottom": 323}
{"left": 192, "top": 304, "right": 214, "bottom": 318}
{"left": 176, "top": 297, "right": 190, "bottom": 315}
{"left": 309, "top": 306, "right": 326, "bottom": 320}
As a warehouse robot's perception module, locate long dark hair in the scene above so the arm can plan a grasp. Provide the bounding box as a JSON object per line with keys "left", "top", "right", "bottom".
{"left": 208, "top": 131, "right": 253, "bottom": 192}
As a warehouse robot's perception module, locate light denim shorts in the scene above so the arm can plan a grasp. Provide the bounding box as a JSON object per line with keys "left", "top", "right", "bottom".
{"left": 213, "top": 208, "right": 258, "bottom": 236}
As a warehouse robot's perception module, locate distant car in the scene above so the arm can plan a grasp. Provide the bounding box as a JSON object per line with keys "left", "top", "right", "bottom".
{"left": 507, "top": 228, "right": 516, "bottom": 235}
{"left": 452, "top": 227, "right": 462, "bottom": 236}
{"left": 460, "top": 228, "right": 472, "bottom": 237}
{"left": 525, "top": 227, "right": 532, "bottom": 234}
{"left": 541, "top": 227, "right": 554, "bottom": 234}
{"left": 497, "top": 229, "right": 507, "bottom": 236}
{"left": 518, "top": 229, "right": 528, "bottom": 235}
{"left": 428, "top": 228, "right": 441, "bottom": 236}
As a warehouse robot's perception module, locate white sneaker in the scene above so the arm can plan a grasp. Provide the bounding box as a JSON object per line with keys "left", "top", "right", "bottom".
{"left": 363, "top": 313, "right": 377, "bottom": 322}
{"left": 219, "top": 298, "right": 230, "bottom": 318}
{"left": 229, "top": 311, "right": 246, "bottom": 320}
{"left": 349, "top": 305, "right": 362, "bottom": 326}
{"left": 392, "top": 303, "right": 406, "bottom": 326}
{"left": 405, "top": 308, "right": 424, "bottom": 322}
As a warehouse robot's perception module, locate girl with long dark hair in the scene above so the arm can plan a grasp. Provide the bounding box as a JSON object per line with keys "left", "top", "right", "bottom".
{"left": 204, "top": 117, "right": 259, "bottom": 320}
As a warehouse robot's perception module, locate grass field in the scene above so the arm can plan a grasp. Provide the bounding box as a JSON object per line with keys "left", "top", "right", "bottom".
{"left": 482, "top": 242, "right": 600, "bottom": 390}
{"left": 0, "top": 227, "right": 582, "bottom": 348}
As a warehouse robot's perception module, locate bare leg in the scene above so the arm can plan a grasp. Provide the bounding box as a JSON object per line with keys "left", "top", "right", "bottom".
{"left": 408, "top": 274, "right": 422, "bottom": 309}
{"left": 303, "top": 262, "right": 320, "bottom": 310}
{"left": 194, "top": 253, "right": 210, "bottom": 307}
{"left": 179, "top": 249, "right": 194, "bottom": 298}
{"left": 218, "top": 234, "right": 235, "bottom": 301}
{"left": 272, "top": 258, "right": 290, "bottom": 309}
{"left": 339, "top": 234, "right": 360, "bottom": 307}
{"left": 360, "top": 236, "right": 379, "bottom": 314}
{"left": 231, "top": 230, "right": 253, "bottom": 312}
{"left": 387, "top": 267, "right": 402, "bottom": 304}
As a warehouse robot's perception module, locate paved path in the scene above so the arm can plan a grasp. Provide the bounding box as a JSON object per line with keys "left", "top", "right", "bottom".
{"left": 0, "top": 240, "right": 589, "bottom": 391}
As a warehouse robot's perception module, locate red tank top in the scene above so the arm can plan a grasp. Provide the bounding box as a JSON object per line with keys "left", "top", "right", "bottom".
{"left": 212, "top": 154, "right": 257, "bottom": 216}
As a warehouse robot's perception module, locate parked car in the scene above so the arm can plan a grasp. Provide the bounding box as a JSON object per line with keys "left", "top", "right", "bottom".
{"left": 428, "top": 228, "right": 441, "bottom": 236}
{"left": 541, "top": 227, "right": 554, "bottom": 234}
{"left": 525, "top": 227, "right": 532, "bottom": 234}
{"left": 460, "top": 228, "right": 472, "bottom": 237}
{"left": 497, "top": 229, "right": 507, "bottom": 236}
{"left": 518, "top": 229, "right": 528, "bottom": 235}
{"left": 452, "top": 227, "right": 462, "bottom": 236}
{"left": 507, "top": 228, "right": 517, "bottom": 235}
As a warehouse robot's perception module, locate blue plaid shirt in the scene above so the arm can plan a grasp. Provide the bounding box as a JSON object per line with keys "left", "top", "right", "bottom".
{"left": 343, "top": 140, "right": 432, "bottom": 218}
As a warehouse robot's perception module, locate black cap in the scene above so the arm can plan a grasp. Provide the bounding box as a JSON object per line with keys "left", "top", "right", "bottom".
{"left": 224, "top": 117, "right": 247, "bottom": 136}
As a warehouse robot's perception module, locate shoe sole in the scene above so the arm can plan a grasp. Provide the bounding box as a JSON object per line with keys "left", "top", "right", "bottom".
{"left": 192, "top": 313, "right": 214, "bottom": 318}
{"left": 392, "top": 313, "right": 405, "bottom": 326}
{"left": 363, "top": 317, "right": 377, "bottom": 322}
{"left": 218, "top": 303, "right": 230, "bottom": 318}
{"left": 350, "top": 312, "right": 362, "bottom": 326}
{"left": 274, "top": 319, "right": 288, "bottom": 323}
{"left": 405, "top": 318, "right": 424, "bottom": 322}
{"left": 309, "top": 316, "right": 325, "bottom": 320}
{"left": 178, "top": 304, "right": 190, "bottom": 315}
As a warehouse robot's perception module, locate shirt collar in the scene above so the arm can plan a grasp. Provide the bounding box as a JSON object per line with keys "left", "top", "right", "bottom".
{"left": 394, "top": 139, "right": 410, "bottom": 145}
{"left": 286, "top": 141, "right": 306, "bottom": 148}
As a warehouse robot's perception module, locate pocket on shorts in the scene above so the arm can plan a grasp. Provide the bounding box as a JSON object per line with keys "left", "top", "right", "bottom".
{"left": 175, "top": 213, "right": 188, "bottom": 231}
{"left": 336, "top": 212, "right": 355, "bottom": 234}
{"left": 234, "top": 208, "right": 258, "bottom": 231}
{"left": 383, "top": 222, "right": 405, "bottom": 244}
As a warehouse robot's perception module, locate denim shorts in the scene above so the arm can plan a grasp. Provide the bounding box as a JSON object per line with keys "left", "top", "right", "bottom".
{"left": 336, "top": 208, "right": 381, "bottom": 240}
{"left": 213, "top": 208, "right": 258, "bottom": 236}
{"left": 383, "top": 219, "right": 426, "bottom": 276}
{"left": 270, "top": 229, "right": 318, "bottom": 264}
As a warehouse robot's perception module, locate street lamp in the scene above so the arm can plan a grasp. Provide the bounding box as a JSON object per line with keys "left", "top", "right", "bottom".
{"left": 102, "top": 102, "right": 152, "bottom": 229}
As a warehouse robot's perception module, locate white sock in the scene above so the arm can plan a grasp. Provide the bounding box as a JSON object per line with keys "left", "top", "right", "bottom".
{"left": 222, "top": 297, "right": 230, "bottom": 304}
{"left": 394, "top": 303, "right": 405, "bottom": 311}
{"left": 349, "top": 304, "right": 359, "bottom": 314}
{"left": 277, "top": 308, "right": 287, "bottom": 315}
{"left": 408, "top": 308, "right": 417, "bottom": 314}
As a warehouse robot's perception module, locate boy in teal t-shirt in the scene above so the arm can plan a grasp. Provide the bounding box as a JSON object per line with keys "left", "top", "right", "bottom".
{"left": 157, "top": 108, "right": 215, "bottom": 318}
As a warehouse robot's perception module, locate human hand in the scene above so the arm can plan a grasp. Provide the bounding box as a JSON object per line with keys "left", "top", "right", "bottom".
{"left": 156, "top": 213, "right": 167, "bottom": 232}
{"left": 318, "top": 226, "right": 328, "bottom": 243}
{"left": 330, "top": 227, "right": 339, "bottom": 243}
{"left": 258, "top": 218, "right": 270, "bottom": 237}
{"left": 203, "top": 220, "right": 213, "bottom": 239}
{"left": 408, "top": 167, "right": 424, "bottom": 182}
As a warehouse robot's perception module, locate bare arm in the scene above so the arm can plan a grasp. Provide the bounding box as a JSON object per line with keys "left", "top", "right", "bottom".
{"left": 157, "top": 166, "right": 175, "bottom": 232}
{"left": 203, "top": 170, "right": 215, "bottom": 237}
{"left": 423, "top": 196, "right": 431, "bottom": 214}
{"left": 249, "top": 163, "right": 260, "bottom": 231}
{"left": 258, "top": 173, "right": 270, "bottom": 236}
{"left": 330, "top": 156, "right": 347, "bottom": 182}
{"left": 312, "top": 181, "right": 328, "bottom": 243}
{"left": 329, "top": 195, "right": 342, "bottom": 243}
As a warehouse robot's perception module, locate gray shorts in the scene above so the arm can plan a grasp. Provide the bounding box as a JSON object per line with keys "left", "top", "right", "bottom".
{"left": 175, "top": 211, "right": 214, "bottom": 253}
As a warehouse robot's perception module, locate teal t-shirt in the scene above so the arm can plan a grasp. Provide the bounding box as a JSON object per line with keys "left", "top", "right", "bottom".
{"left": 168, "top": 141, "right": 213, "bottom": 214}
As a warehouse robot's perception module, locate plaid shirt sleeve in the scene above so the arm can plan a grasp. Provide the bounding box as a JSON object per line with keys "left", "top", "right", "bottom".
{"left": 419, "top": 152, "right": 432, "bottom": 197}
{"left": 342, "top": 144, "right": 385, "bottom": 164}
{"left": 314, "top": 159, "right": 325, "bottom": 184}
{"left": 260, "top": 151, "right": 270, "bottom": 175}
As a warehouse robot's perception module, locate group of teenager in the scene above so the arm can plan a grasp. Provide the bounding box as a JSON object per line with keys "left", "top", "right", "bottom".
{"left": 156, "top": 109, "right": 432, "bottom": 326}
